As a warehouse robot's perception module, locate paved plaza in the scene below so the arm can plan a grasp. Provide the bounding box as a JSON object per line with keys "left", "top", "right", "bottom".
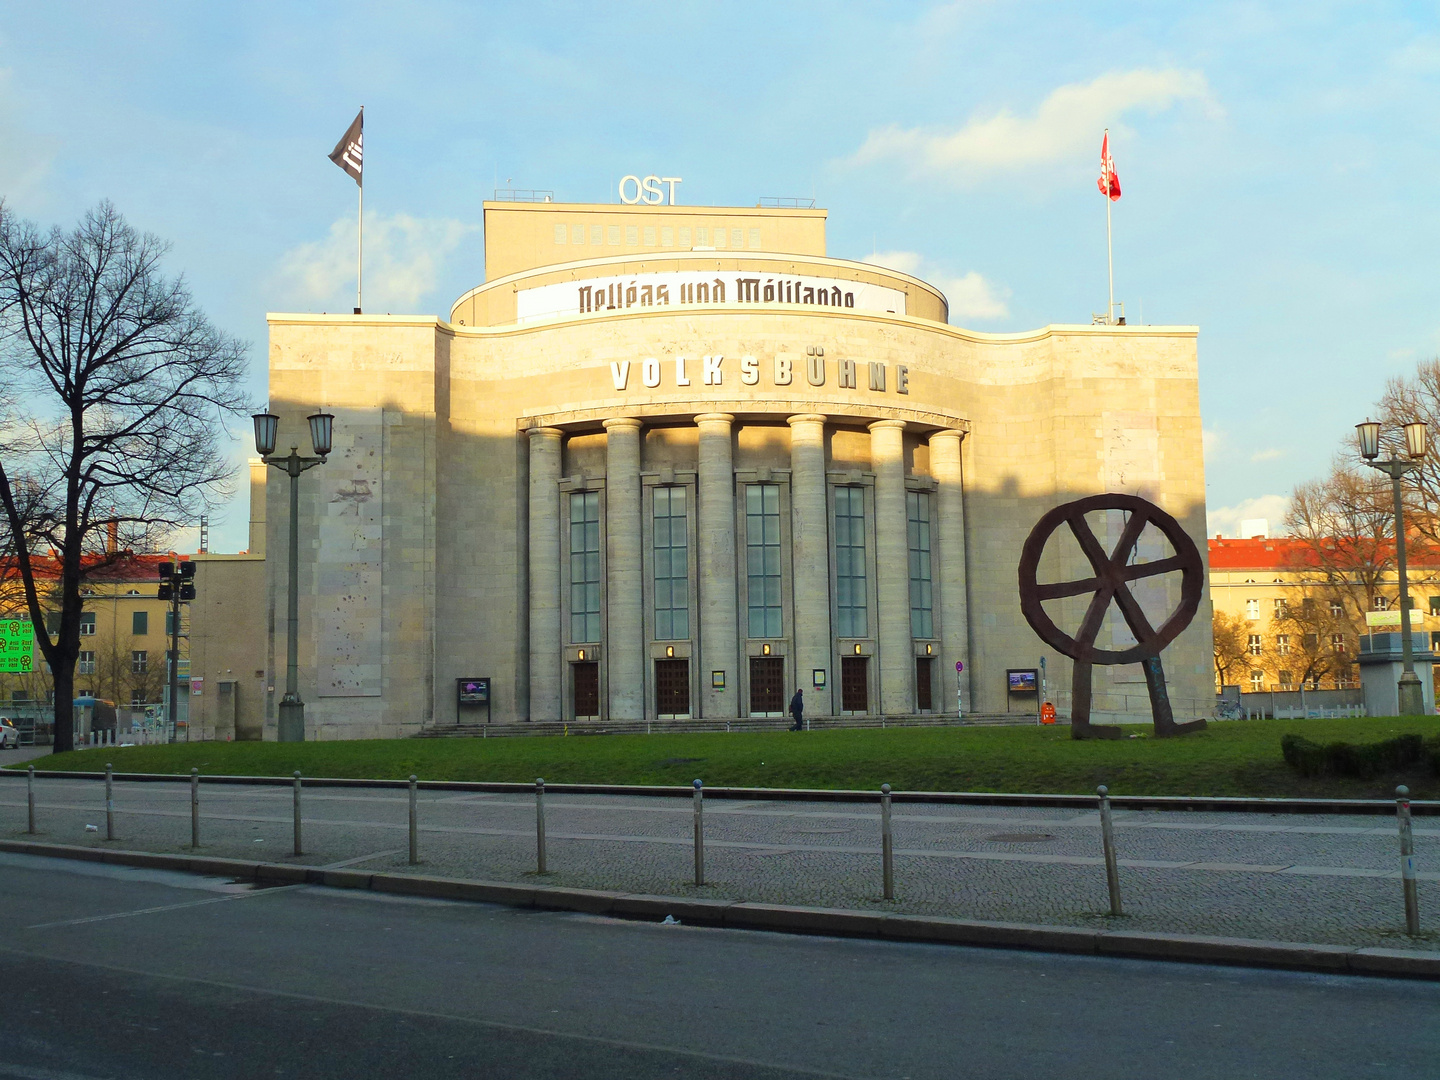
{"left": 2, "top": 773, "right": 1435, "bottom": 951}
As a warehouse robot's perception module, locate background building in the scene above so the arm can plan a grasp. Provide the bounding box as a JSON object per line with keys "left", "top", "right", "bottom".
{"left": 0, "top": 550, "right": 186, "bottom": 731}
{"left": 1209, "top": 532, "right": 1440, "bottom": 694}
{"left": 262, "top": 196, "right": 1212, "bottom": 738}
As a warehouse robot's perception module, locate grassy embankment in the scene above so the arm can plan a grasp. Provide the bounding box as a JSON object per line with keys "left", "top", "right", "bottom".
{"left": 10, "top": 717, "right": 1440, "bottom": 798}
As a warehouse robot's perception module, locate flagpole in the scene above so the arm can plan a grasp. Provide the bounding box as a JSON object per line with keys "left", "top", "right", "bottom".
{"left": 1105, "top": 128, "right": 1114, "bottom": 323}
{"left": 356, "top": 106, "right": 364, "bottom": 315}
{"left": 357, "top": 180, "right": 363, "bottom": 314}
{"left": 1106, "top": 191, "right": 1114, "bottom": 322}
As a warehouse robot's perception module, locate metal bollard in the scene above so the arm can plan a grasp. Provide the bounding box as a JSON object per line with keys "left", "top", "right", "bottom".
{"left": 292, "top": 771, "right": 303, "bottom": 856}
{"left": 1397, "top": 786, "right": 1421, "bottom": 935}
{"left": 105, "top": 763, "right": 115, "bottom": 840}
{"left": 535, "top": 778, "right": 547, "bottom": 874}
{"left": 27, "top": 764, "right": 36, "bottom": 834}
{"left": 190, "top": 768, "right": 200, "bottom": 849}
{"left": 1097, "top": 785, "right": 1123, "bottom": 916}
{"left": 693, "top": 779, "right": 705, "bottom": 886}
{"left": 408, "top": 775, "right": 419, "bottom": 865}
{"left": 881, "top": 783, "right": 894, "bottom": 900}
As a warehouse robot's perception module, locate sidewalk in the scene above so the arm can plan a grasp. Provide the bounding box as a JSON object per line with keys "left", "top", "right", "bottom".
{"left": 3, "top": 775, "right": 1434, "bottom": 955}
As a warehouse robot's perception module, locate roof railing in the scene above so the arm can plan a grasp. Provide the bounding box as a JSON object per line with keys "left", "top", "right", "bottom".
{"left": 492, "top": 189, "right": 555, "bottom": 202}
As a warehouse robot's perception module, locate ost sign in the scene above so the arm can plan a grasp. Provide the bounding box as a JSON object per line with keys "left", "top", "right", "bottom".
{"left": 618, "top": 175, "right": 682, "bottom": 205}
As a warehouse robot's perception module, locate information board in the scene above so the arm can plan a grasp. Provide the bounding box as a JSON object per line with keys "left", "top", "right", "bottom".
{"left": 457, "top": 677, "right": 492, "bottom": 724}
{"left": 0, "top": 620, "right": 35, "bottom": 673}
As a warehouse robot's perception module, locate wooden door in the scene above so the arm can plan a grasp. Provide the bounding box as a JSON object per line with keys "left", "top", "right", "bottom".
{"left": 573, "top": 661, "right": 599, "bottom": 718}
{"left": 655, "top": 659, "right": 690, "bottom": 718}
{"left": 915, "top": 657, "right": 933, "bottom": 711}
{"left": 841, "top": 656, "right": 868, "bottom": 713}
{"left": 749, "top": 657, "right": 785, "bottom": 715}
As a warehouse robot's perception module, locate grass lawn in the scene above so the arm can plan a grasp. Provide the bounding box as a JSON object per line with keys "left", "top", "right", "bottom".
{"left": 11, "top": 717, "right": 1440, "bottom": 798}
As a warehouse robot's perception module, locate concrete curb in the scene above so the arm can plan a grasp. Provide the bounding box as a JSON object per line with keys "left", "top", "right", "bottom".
{"left": 4, "top": 838, "right": 1436, "bottom": 980}
{"left": 3, "top": 768, "right": 1435, "bottom": 816}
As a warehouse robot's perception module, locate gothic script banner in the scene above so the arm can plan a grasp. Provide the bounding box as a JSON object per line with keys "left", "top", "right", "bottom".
{"left": 516, "top": 270, "right": 908, "bottom": 323}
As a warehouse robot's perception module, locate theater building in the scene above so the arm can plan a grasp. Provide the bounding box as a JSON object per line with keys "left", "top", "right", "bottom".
{"left": 262, "top": 196, "right": 1212, "bottom": 738}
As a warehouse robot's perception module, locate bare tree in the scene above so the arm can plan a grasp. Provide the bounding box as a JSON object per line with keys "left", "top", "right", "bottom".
{"left": 1378, "top": 359, "right": 1440, "bottom": 546}
{"left": 0, "top": 202, "right": 248, "bottom": 752}
{"left": 1284, "top": 458, "right": 1400, "bottom": 620}
{"left": 1268, "top": 591, "right": 1354, "bottom": 689}
{"left": 1212, "top": 610, "right": 1251, "bottom": 691}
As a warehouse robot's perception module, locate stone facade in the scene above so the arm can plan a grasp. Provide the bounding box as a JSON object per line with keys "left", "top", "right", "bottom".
{"left": 187, "top": 554, "right": 267, "bottom": 740}
{"left": 263, "top": 201, "right": 1212, "bottom": 737}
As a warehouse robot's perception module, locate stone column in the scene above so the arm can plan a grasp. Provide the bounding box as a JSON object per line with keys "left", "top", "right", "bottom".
{"left": 604, "top": 418, "right": 644, "bottom": 720}
{"left": 930, "top": 429, "right": 970, "bottom": 714}
{"left": 696, "top": 413, "right": 738, "bottom": 718}
{"left": 527, "top": 427, "right": 563, "bottom": 722}
{"left": 788, "top": 414, "right": 832, "bottom": 714}
{"left": 869, "top": 420, "right": 911, "bottom": 715}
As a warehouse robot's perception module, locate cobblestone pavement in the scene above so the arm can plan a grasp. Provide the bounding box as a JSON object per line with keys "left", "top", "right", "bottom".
{"left": 4, "top": 775, "right": 1437, "bottom": 952}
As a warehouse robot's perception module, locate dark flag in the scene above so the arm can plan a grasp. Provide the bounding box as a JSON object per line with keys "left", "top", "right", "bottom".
{"left": 328, "top": 109, "right": 363, "bottom": 186}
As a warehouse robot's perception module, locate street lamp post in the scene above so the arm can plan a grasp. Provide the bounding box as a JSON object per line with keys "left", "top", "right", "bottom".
{"left": 1356, "top": 418, "right": 1429, "bottom": 716}
{"left": 253, "top": 409, "right": 334, "bottom": 742}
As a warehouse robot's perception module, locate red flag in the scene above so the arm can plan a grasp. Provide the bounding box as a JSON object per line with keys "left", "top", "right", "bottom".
{"left": 1097, "top": 131, "right": 1120, "bottom": 202}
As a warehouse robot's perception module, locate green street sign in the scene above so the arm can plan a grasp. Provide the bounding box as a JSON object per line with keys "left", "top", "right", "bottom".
{"left": 0, "top": 620, "right": 35, "bottom": 673}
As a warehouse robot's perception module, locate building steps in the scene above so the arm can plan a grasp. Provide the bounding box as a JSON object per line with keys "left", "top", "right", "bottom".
{"left": 413, "top": 714, "right": 1044, "bottom": 738}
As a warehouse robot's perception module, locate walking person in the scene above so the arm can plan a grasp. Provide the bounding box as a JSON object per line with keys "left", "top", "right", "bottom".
{"left": 789, "top": 688, "right": 805, "bottom": 731}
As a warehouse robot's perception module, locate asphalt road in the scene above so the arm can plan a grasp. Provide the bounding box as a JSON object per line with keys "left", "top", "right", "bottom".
{"left": 1, "top": 852, "right": 1436, "bottom": 1080}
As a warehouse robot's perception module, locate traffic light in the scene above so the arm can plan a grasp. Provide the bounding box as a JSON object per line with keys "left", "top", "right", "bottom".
{"left": 158, "top": 559, "right": 195, "bottom": 601}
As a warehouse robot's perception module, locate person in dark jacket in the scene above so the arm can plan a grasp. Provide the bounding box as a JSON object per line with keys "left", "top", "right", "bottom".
{"left": 789, "top": 688, "right": 804, "bottom": 731}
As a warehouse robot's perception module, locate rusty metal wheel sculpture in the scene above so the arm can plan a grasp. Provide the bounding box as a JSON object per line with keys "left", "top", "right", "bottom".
{"left": 1017, "top": 493, "right": 1205, "bottom": 739}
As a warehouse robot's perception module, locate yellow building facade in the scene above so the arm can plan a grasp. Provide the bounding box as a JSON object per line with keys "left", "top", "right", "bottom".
{"left": 1208, "top": 535, "right": 1440, "bottom": 693}
{"left": 263, "top": 198, "right": 1212, "bottom": 738}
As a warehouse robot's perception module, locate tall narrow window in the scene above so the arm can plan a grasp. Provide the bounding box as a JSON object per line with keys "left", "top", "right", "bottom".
{"left": 653, "top": 487, "right": 689, "bottom": 640}
{"left": 746, "top": 484, "right": 782, "bottom": 638}
{"left": 835, "top": 486, "right": 868, "bottom": 637}
{"left": 907, "top": 491, "right": 933, "bottom": 639}
{"left": 569, "top": 491, "right": 601, "bottom": 643}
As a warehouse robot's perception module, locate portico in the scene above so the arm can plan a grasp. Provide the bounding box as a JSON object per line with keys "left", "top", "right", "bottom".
{"left": 523, "top": 406, "right": 969, "bottom": 722}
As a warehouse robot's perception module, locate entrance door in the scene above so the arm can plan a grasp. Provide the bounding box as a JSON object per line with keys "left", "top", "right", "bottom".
{"left": 915, "top": 657, "right": 934, "bottom": 711}
{"left": 841, "top": 656, "right": 869, "bottom": 714}
{"left": 573, "top": 661, "right": 600, "bottom": 719}
{"left": 749, "top": 657, "right": 785, "bottom": 716}
{"left": 655, "top": 658, "right": 690, "bottom": 718}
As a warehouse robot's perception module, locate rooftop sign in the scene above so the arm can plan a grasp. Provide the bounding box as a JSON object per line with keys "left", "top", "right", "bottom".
{"left": 618, "top": 175, "right": 682, "bottom": 205}
{"left": 516, "top": 270, "right": 906, "bottom": 323}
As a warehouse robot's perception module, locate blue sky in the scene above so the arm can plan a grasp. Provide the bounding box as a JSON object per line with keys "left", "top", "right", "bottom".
{"left": 3, "top": 1, "right": 1438, "bottom": 552}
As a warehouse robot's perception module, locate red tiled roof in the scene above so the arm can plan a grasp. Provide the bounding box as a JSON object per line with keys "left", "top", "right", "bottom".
{"left": 1207, "top": 536, "right": 1440, "bottom": 571}
{"left": 0, "top": 552, "right": 189, "bottom": 584}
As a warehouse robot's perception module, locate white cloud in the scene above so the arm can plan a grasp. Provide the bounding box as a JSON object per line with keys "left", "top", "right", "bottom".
{"left": 861, "top": 250, "right": 1010, "bottom": 322}
{"left": 1202, "top": 427, "right": 1224, "bottom": 458}
{"left": 271, "top": 211, "right": 477, "bottom": 312}
{"left": 1207, "top": 494, "right": 1292, "bottom": 539}
{"left": 1249, "top": 447, "right": 1286, "bottom": 462}
{"left": 850, "top": 68, "right": 1217, "bottom": 182}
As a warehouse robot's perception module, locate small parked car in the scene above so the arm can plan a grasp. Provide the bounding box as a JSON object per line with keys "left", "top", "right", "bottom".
{"left": 0, "top": 718, "right": 19, "bottom": 749}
